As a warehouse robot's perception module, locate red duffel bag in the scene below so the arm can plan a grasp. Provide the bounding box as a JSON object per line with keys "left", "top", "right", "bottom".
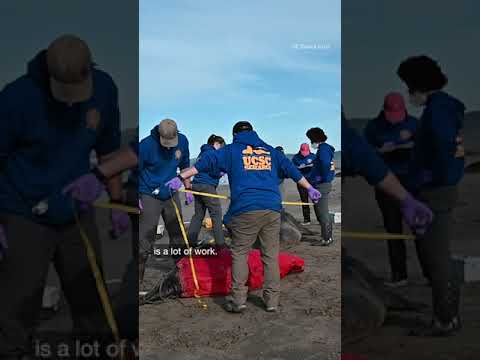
{"left": 177, "top": 247, "right": 305, "bottom": 298}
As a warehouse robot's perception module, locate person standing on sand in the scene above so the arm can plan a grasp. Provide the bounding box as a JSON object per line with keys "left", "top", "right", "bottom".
{"left": 0, "top": 35, "right": 129, "bottom": 358}
{"left": 187, "top": 134, "right": 226, "bottom": 248}
{"left": 364, "top": 92, "right": 429, "bottom": 288}
{"left": 136, "top": 118, "right": 193, "bottom": 284}
{"left": 165, "top": 121, "right": 321, "bottom": 313}
{"left": 341, "top": 109, "right": 433, "bottom": 236}
{"left": 397, "top": 55, "right": 465, "bottom": 336}
{"left": 306, "top": 127, "right": 336, "bottom": 246}
{"left": 292, "top": 143, "right": 316, "bottom": 225}
{"left": 342, "top": 108, "right": 436, "bottom": 340}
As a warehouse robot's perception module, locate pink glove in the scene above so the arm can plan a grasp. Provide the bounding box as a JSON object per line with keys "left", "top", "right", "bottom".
{"left": 307, "top": 186, "right": 322, "bottom": 203}
{"left": 401, "top": 193, "right": 434, "bottom": 235}
{"left": 0, "top": 225, "right": 7, "bottom": 261}
{"left": 62, "top": 172, "right": 104, "bottom": 205}
{"left": 165, "top": 176, "right": 183, "bottom": 192}
{"left": 185, "top": 192, "right": 194, "bottom": 205}
{"left": 110, "top": 209, "right": 130, "bottom": 238}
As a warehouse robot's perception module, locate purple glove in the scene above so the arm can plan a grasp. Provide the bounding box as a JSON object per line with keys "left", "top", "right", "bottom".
{"left": 0, "top": 225, "right": 7, "bottom": 261}
{"left": 185, "top": 192, "right": 194, "bottom": 205}
{"left": 307, "top": 186, "right": 322, "bottom": 203}
{"left": 110, "top": 209, "right": 130, "bottom": 238}
{"left": 401, "top": 193, "right": 434, "bottom": 235}
{"left": 63, "top": 173, "right": 104, "bottom": 206}
{"left": 220, "top": 172, "right": 226, "bottom": 177}
{"left": 138, "top": 198, "right": 144, "bottom": 212}
{"left": 165, "top": 176, "right": 183, "bottom": 192}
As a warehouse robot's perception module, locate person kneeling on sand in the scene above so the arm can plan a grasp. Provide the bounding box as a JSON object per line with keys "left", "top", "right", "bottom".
{"left": 165, "top": 121, "right": 321, "bottom": 313}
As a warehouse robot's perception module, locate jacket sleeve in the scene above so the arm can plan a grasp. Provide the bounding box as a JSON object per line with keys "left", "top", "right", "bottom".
{"left": 314, "top": 147, "right": 331, "bottom": 177}
{"left": 0, "top": 87, "right": 17, "bottom": 170}
{"left": 363, "top": 121, "right": 377, "bottom": 148}
{"left": 292, "top": 155, "right": 300, "bottom": 167}
{"left": 195, "top": 147, "right": 228, "bottom": 174}
{"left": 342, "top": 118, "right": 389, "bottom": 186}
{"left": 179, "top": 137, "right": 190, "bottom": 170}
{"left": 95, "top": 80, "right": 121, "bottom": 156}
{"left": 429, "top": 107, "right": 459, "bottom": 183}
{"left": 278, "top": 151, "right": 303, "bottom": 183}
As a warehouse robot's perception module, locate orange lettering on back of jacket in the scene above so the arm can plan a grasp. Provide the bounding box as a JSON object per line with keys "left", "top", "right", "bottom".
{"left": 242, "top": 145, "right": 272, "bottom": 171}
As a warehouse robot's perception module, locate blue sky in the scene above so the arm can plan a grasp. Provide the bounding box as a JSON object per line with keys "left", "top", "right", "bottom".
{"left": 140, "top": 0, "right": 341, "bottom": 154}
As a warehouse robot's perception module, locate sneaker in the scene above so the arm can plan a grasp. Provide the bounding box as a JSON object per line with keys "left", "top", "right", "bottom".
{"left": 409, "top": 316, "right": 462, "bottom": 337}
{"left": 266, "top": 306, "right": 278, "bottom": 312}
{"left": 301, "top": 221, "right": 311, "bottom": 226}
{"left": 224, "top": 301, "right": 247, "bottom": 313}
{"left": 311, "top": 238, "right": 334, "bottom": 246}
{"left": 384, "top": 279, "right": 409, "bottom": 288}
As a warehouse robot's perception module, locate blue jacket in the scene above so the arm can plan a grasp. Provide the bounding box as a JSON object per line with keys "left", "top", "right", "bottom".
{"left": 342, "top": 116, "right": 389, "bottom": 186}
{"left": 414, "top": 91, "right": 465, "bottom": 189}
{"left": 292, "top": 152, "right": 316, "bottom": 177}
{"left": 138, "top": 126, "right": 190, "bottom": 200}
{"left": 0, "top": 51, "right": 121, "bottom": 224}
{"left": 364, "top": 113, "right": 417, "bottom": 176}
{"left": 309, "top": 143, "right": 336, "bottom": 185}
{"left": 192, "top": 144, "right": 223, "bottom": 187}
{"left": 194, "top": 131, "right": 303, "bottom": 224}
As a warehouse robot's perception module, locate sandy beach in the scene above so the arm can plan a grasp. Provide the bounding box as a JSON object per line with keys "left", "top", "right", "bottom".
{"left": 342, "top": 172, "right": 480, "bottom": 360}
{"left": 139, "top": 178, "right": 341, "bottom": 360}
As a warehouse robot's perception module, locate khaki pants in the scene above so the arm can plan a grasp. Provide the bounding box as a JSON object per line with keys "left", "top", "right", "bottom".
{"left": 228, "top": 210, "right": 281, "bottom": 307}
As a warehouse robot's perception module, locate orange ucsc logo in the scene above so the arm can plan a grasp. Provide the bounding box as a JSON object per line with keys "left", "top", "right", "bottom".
{"left": 242, "top": 145, "right": 272, "bottom": 170}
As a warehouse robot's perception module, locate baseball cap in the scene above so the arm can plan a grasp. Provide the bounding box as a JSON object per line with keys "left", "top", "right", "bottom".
{"left": 383, "top": 92, "right": 406, "bottom": 123}
{"left": 158, "top": 119, "right": 179, "bottom": 147}
{"left": 300, "top": 143, "right": 310, "bottom": 156}
{"left": 47, "top": 35, "right": 93, "bottom": 104}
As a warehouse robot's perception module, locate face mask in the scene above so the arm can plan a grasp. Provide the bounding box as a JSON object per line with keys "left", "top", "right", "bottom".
{"left": 311, "top": 143, "right": 320, "bottom": 150}
{"left": 409, "top": 92, "right": 426, "bottom": 107}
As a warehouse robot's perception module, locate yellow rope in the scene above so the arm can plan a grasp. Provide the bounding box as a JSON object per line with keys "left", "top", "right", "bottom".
{"left": 180, "top": 189, "right": 229, "bottom": 200}
{"left": 281, "top": 201, "right": 314, "bottom": 206}
{"left": 94, "top": 201, "right": 140, "bottom": 214}
{"left": 342, "top": 231, "right": 415, "bottom": 240}
{"left": 180, "top": 189, "right": 314, "bottom": 206}
{"left": 170, "top": 197, "right": 209, "bottom": 310}
{"left": 73, "top": 206, "right": 125, "bottom": 360}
